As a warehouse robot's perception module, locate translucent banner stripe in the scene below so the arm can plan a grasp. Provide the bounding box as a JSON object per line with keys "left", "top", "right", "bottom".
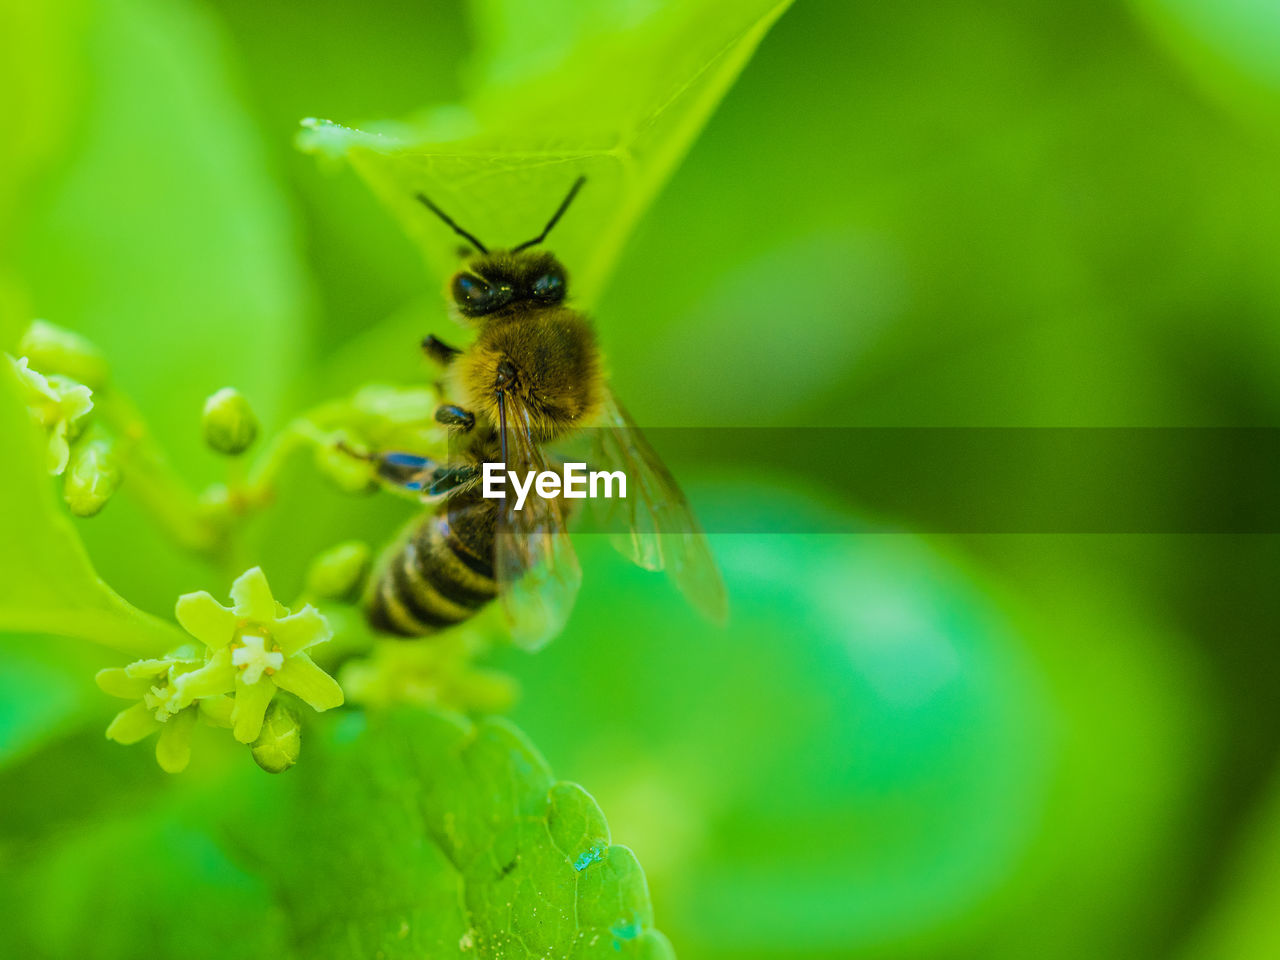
{"left": 441, "top": 428, "right": 1280, "bottom": 534}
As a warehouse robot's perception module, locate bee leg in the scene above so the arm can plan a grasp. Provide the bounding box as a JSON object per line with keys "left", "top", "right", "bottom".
{"left": 427, "top": 464, "right": 480, "bottom": 496}
{"left": 434, "top": 403, "right": 476, "bottom": 432}
{"left": 350, "top": 446, "right": 440, "bottom": 492}
{"left": 422, "top": 334, "right": 462, "bottom": 367}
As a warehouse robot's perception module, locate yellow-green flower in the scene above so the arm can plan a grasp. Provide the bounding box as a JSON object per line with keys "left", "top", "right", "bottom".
{"left": 171, "top": 566, "right": 343, "bottom": 743}
{"left": 96, "top": 649, "right": 234, "bottom": 773}
{"left": 8, "top": 354, "right": 94, "bottom": 474}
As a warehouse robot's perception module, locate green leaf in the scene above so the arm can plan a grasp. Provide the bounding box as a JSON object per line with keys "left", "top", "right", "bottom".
{"left": 16, "top": 0, "right": 310, "bottom": 460}
{"left": 0, "top": 711, "right": 671, "bottom": 958}
{"left": 239, "top": 709, "right": 674, "bottom": 959}
{"left": 501, "top": 483, "right": 1054, "bottom": 956}
{"left": 0, "top": 636, "right": 109, "bottom": 767}
{"left": 0, "top": 2, "right": 81, "bottom": 268}
{"left": 3, "top": 806, "right": 291, "bottom": 960}
{"left": 0, "top": 362, "right": 184, "bottom": 656}
{"left": 1183, "top": 767, "right": 1280, "bottom": 960}
{"left": 10, "top": 0, "right": 318, "bottom": 614}
{"left": 500, "top": 480, "right": 1210, "bottom": 959}
{"left": 17, "top": 0, "right": 309, "bottom": 463}
{"left": 299, "top": 0, "right": 793, "bottom": 304}
{"left": 1135, "top": 0, "right": 1280, "bottom": 116}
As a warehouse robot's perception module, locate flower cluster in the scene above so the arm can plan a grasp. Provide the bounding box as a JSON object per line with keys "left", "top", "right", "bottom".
{"left": 97, "top": 648, "right": 233, "bottom": 773}
{"left": 99, "top": 567, "right": 343, "bottom": 773}
{"left": 8, "top": 323, "right": 121, "bottom": 517}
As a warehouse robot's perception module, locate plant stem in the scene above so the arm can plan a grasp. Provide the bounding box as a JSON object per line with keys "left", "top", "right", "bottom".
{"left": 94, "top": 390, "right": 222, "bottom": 553}
{"left": 242, "top": 418, "right": 325, "bottom": 509}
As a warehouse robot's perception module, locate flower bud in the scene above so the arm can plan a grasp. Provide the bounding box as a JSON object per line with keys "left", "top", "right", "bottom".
{"left": 251, "top": 699, "right": 302, "bottom": 773}
{"left": 305, "top": 540, "right": 371, "bottom": 600}
{"left": 202, "top": 387, "right": 258, "bottom": 455}
{"left": 314, "top": 431, "right": 377, "bottom": 494}
{"left": 18, "top": 320, "right": 109, "bottom": 389}
{"left": 63, "top": 437, "right": 121, "bottom": 517}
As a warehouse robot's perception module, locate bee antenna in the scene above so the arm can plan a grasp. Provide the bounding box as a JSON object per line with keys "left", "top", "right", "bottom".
{"left": 511, "top": 176, "right": 586, "bottom": 253}
{"left": 415, "top": 192, "right": 489, "bottom": 254}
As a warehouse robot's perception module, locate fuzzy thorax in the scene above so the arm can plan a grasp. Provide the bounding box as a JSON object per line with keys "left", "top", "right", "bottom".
{"left": 451, "top": 307, "right": 601, "bottom": 442}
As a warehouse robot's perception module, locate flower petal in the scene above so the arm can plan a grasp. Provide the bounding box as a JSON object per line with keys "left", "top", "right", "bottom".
{"left": 198, "top": 695, "right": 234, "bottom": 728}
{"left": 123, "top": 657, "right": 185, "bottom": 679}
{"left": 47, "top": 422, "right": 70, "bottom": 475}
{"left": 155, "top": 707, "right": 197, "bottom": 773}
{"left": 273, "top": 605, "right": 332, "bottom": 656}
{"left": 9, "top": 355, "right": 58, "bottom": 401}
{"left": 231, "top": 673, "right": 276, "bottom": 743}
{"left": 175, "top": 591, "right": 239, "bottom": 648}
{"left": 106, "top": 702, "right": 162, "bottom": 744}
{"left": 56, "top": 381, "right": 94, "bottom": 421}
{"left": 95, "top": 667, "right": 153, "bottom": 699}
{"left": 171, "top": 647, "right": 236, "bottom": 707}
{"left": 230, "top": 566, "right": 276, "bottom": 621}
{"left": 273, "top": 653, "right": 344, "bottom": 712}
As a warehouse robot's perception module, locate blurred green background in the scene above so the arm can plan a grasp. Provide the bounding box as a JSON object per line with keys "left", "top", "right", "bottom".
{"left": 5, "top": 0, "right": 1280, "bottom": 958}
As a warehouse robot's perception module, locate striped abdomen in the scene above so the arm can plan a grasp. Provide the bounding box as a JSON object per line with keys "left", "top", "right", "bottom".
{"left": 367, "top": 488, "right": 498, "bottom": 637}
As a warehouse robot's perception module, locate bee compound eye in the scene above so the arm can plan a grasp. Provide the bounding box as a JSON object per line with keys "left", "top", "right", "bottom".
{"left": 452, "top": 273, "right": 495, "bottom": 310}
{"left": 532, "top": 271, "right": 565, "bottom": 300}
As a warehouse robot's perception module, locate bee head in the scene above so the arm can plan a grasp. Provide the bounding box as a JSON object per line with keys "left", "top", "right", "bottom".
{"left": 415, "top": 176, "right": 585, "bottom": 320}
{"left": 450, "top": 251, "right": 568, "bottom": 319}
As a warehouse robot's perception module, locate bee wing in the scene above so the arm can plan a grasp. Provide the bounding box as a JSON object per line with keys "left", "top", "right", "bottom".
{"left": 593, "top": 387, "right": 728, "bottom": 624}
{"left": 494, "top": 398, "right": 582, "bottom": 651}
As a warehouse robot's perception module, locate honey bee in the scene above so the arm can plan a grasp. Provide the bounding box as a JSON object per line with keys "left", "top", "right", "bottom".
{"left": 361, "top": 177, "right": 726, "bottom": 649}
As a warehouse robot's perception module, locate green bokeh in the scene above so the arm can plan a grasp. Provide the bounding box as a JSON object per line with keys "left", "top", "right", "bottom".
{"left": 3, "top": 0, "right": 1280, "bottom": 958}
